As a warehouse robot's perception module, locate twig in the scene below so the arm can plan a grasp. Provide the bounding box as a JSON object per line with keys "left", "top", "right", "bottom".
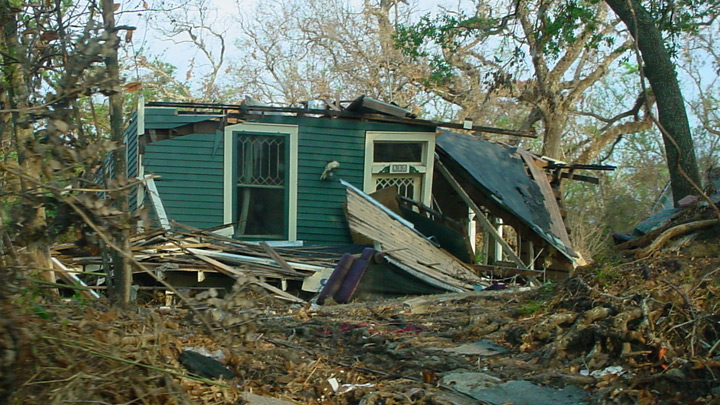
{"left": 708, "top": 339, "right": 720, "bottom": 358}
{"left": 662, "top": 279, "right": 700, "bottom": 356}
{"left": 662, "top": 279, "right": 697, "bottom": 316}
{"left": 43, "top": 335, "right": 230, "bottom": 387}
{"left": 0, "top": 161, "right": 215, "bottom": 333}
{"left": 692, "top": 267, "right": 720, "bottom": 293}
{"left": 574, "top": 277, "right": 632, "bottom": 302}
{"left": 302, "top": 358, "right": 323, "bottom": 386}
{"left": 260, "top": 337, "right": 481, "bottom": 402}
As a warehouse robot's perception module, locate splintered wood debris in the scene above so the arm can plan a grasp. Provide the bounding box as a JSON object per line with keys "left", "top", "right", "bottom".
{"left": 343, "top": 183, "right": 485, "bottom": 292}
{"left": 50, "top": 227, "right": 339, "bottom": 301}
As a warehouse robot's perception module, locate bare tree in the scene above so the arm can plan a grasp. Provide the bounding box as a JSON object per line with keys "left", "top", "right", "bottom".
{"left": 233, "top": 0, "right": 434, "bottom": 110}
{"left": 680, "top": 24, "right": 720, "bottom": 144}
{"left": 235, "top": 0, "right": 661, "bottom": 163}
{"left": 135, "top": 0, "right": 237, "bottom": 102}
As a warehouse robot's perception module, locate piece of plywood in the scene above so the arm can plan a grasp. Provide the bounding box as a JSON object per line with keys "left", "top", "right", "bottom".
{"left": 144, "top": 176, "right": 171, "bottom": 230}
{"left": 343, "top": 185, "right": 483, "bottom": 292}
{"left": 517, "top": 150, "right": 573, "bottom": 249}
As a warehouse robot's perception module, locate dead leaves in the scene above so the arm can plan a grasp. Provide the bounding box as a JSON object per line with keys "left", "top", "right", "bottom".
{"left": 123, "top": 81, "right": 142, "bottom": 92}
{"left": 40, "top": 30, "right": 59, "bottom": 42}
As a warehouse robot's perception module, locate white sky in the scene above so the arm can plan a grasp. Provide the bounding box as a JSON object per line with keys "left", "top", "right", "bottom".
{"left": 118, "top": 0, "right": 470, "bottom": 80}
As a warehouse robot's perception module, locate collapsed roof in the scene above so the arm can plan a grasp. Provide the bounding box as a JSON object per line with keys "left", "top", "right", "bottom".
{"left": 436, "top": 130, "right": 579, "bottom": 263}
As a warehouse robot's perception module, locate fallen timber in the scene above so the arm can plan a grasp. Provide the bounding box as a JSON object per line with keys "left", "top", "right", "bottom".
{"left": 50, "top": 227, "right": 340, "bottom": 301}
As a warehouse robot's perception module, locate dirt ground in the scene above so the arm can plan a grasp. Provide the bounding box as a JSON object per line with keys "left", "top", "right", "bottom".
{"left": 1, "top": 226, "right": 720, "bottom": 404}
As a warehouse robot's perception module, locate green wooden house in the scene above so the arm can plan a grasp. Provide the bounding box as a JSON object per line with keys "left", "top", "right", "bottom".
{"left": 124, "top": 97, "right": 439, "bottom": 245}
{"left": 122, "top": 96, "right": 591, "bottom": 277}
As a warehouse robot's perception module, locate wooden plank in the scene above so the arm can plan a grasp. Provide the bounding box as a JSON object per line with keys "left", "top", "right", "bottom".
{"left": 434, "top": 159, "right": 528, "bottom": 269}
{"left": 517, "top": 150, "right": 573, "bottom": 247}
{"left": 259, "top": 242, "right": 304, "bottom": 277}
{"left": 560, "top": 172, "right": 599, "bottom": 184}
{"left": 190, "top": 252, "right": 243, "bottom": 277}
{"left": 249, "top": 277, "right": 306, "bottom": 304}
{"left": 144, "top": 176, "right": 171, "bottom": 230}
{"left": 51, "top": 257, "right": 101, "bottom": 299}
{"left": 187, "top": 249, "right": 305, "bottom": 302}
{"left": 186, "top": 248, "right": 330, "bottom": 272}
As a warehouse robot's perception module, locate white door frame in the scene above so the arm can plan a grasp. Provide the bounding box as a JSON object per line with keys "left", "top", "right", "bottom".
{"left": 223, "top": 122, "right": 298, "bottom": 241}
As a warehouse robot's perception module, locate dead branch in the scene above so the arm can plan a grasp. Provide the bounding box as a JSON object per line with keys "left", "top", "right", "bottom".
{"left": 635, "top": 219, "right": 718, "bottom": 258}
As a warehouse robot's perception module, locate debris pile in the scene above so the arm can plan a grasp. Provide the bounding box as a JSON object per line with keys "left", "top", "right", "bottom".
{"left": 50, "top": 227, "right": 339, "bottom": 302}
{"left": 1, "top": 197, "right": 719, "bottom": 403}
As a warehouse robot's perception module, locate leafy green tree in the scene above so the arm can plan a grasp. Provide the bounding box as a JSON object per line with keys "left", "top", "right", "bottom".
{"left": 396, "top": 0, "right": 713, "bottom": 205}
{"left": 395, "top": 0, "right": 650, "bottom": 159}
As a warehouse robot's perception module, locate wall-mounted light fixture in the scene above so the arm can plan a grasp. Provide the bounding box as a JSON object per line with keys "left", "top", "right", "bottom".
{"left": 320, "top": 160, "right": 340, "bottom": 180}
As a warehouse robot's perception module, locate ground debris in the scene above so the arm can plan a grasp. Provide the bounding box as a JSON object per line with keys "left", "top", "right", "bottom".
{"left": 3, "top": 211, "right": 720, "bottom": 403}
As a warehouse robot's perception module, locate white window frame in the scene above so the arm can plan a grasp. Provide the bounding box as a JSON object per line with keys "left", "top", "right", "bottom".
{"left": 363, "top": 131, "right": 436, "bottom": 206}
{"left": 224, "top": 123, "right": 298, "bottom": 241}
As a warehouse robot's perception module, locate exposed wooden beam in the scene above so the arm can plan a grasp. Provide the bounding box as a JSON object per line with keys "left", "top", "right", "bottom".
{"left": 434, "top": 158, "right": 528, "bottom": 269}
{"left": 145, "top": 101, "right": 537, "bottom": 138}
{"left": 560, "top": 172, "right": 600, "bottom": 184}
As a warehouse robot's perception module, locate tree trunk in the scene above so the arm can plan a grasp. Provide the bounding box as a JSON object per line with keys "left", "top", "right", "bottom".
{"left": 604, "top": 0, "right": 701, "bottom": 206}
{"left": 541, "top": 108, "right": 566, "bottom": 159}
{"left": 101, "top": 0, "right": 131, "bottom": 306}
{"left": 0, "top": 0, "right": 55, "bottom": 289}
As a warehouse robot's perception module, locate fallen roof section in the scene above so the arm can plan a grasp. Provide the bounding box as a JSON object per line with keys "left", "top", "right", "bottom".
{"left": 435, "top": 130, "right": 579, "bottom": 262}
{"left": 342, "top": 180, "right": 485, "bottom": 292}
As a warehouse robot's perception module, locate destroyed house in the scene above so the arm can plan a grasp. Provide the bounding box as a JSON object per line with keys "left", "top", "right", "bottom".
{"left": 125, "top": 96, "right": 438, "bottom": 244}
{"left": 122, "top": 96, "right": 588, "bottom": 279}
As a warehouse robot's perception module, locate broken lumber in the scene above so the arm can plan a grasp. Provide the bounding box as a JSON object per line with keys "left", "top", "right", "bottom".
{"left": 51, "top": 257, "right": 100, "bottom": 299}
{"left": 249, "top": 277, "right": 306, "bottom": 304}
{"left": 343, "top": 182, "right": 484, "bottom": 292}
{"left": 259, "top": 242, "right": 304, "bottom": 277}
{"left": 143, "top": 176, "right": 170, "bottom": 230}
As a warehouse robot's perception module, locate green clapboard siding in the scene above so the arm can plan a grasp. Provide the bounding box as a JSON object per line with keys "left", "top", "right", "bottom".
{"left": 137, "top": 109, "right": 429, "bottom": 245}
{"left": 296, "top": 120, "right": 364, "bottom": 244}
{"left": 144, "top": 107, "right": 223, "bottom": 129}
{"left": 125, "top": 112, "right": 140, "bottom": 210}
{"left": 144, "top": 132, "right": 224, "bottom": 229}
{"left": 250, "top": 115, "right": 426, "bottom": 245}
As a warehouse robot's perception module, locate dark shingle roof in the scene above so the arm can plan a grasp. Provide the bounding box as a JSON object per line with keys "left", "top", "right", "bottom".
{"left": 436, "top": 130, "right": 577, "bottom": 260}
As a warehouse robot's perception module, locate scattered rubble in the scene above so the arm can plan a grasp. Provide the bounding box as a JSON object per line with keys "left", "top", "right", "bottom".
{"left": 1, "top": 191, "right": 719, "bottom": 403}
